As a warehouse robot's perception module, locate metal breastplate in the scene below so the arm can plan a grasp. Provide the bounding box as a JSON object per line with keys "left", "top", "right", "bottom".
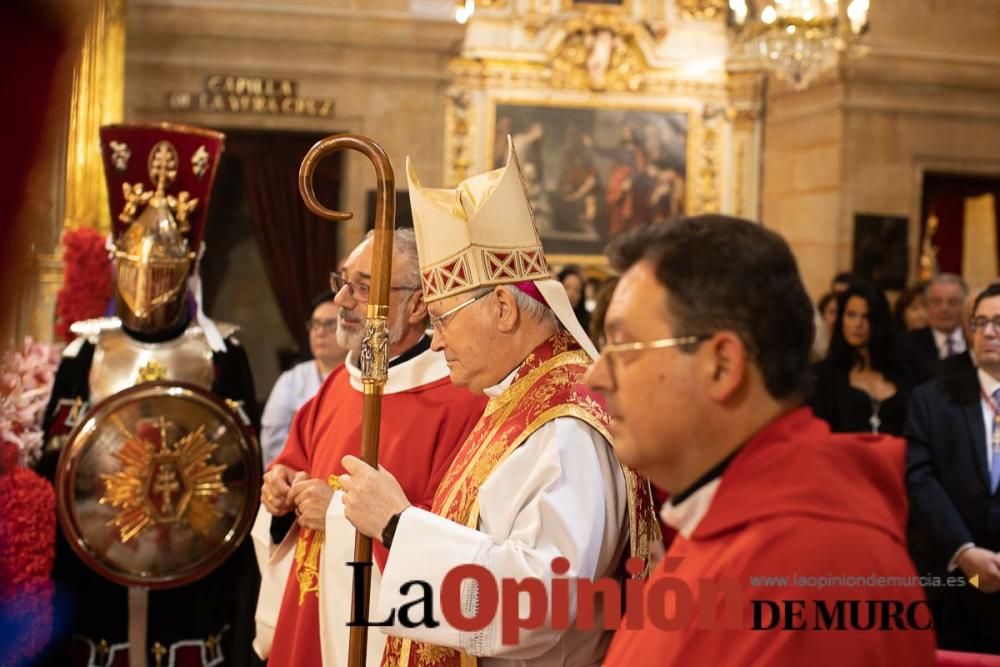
{"left": 89, "top": 326, "right": 215, "bottom": 404}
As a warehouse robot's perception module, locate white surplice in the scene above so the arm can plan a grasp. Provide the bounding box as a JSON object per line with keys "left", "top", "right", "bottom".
{"left": 377, "top": 371, "right": 628, "bottom": 667}
{"left": 251, "top": 494, "right": 387, "bottom": 667}
{"left": 252, "top": 343, "right": 454, "bottom": 666}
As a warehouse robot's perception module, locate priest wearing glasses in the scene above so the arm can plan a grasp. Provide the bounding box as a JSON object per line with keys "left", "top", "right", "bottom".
{"left": 586, "top": 215, "right": 935, "bottom": 665}
{"left": 253, "top": 228, "right": 486, "bottom": 667}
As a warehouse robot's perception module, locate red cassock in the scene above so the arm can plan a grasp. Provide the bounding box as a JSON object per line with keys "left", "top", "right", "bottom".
{"left": 604, "top": 407, "right": 938, "bottom": 667}
{"left": 263, "top": 351, "right": 486, "bottom": 667}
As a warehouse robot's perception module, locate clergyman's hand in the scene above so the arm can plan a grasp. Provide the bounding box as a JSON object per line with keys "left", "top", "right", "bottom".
{"left": 261, "top": 464, "right": 295, "bottom": 516}
{"left": 287, "top": 477, "right": 334, "bottom": 532}
{"left": 339, "top": 455, "right": 410, "bottom": 541}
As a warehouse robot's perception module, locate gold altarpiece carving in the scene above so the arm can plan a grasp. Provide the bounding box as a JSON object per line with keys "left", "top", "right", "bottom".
{"left": 64, "top": 0, "right": 126, "bottom": 235}
{"left": 443, "top": 0, "right": 763, "bottom": 264}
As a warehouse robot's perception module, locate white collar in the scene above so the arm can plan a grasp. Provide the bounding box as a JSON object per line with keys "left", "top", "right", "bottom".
{"left": 932, "top": 327, "right": 963, "bottom": 346}
{"left": 659, "top": 478, "right": 722, "bottom": 539}
{"left": 978, "top": 367, "right": 1000, "bottom": 401}
{"left": 482, "top": 366, "right": 519, "bottom": 399}
{"left": 345, "top": 344, "right": 450, "bottom": 394}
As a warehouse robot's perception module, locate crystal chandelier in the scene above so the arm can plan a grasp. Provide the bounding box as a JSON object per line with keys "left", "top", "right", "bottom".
{"left": 728, "top": 0, "right": 870, "bottom": 90}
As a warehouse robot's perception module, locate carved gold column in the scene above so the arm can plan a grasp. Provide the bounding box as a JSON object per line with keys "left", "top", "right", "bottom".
{"left": 15, "top": 0, "right": 125, "bottom": 345}
{"left": 64, "top": 0, "right": 126, "bottom": 234}
{"left": 726, "top": 69, "right": 765, "bottom": 220}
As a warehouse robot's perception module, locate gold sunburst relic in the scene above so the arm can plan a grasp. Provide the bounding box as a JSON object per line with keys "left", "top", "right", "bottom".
{"left": 100, "top": 416, "right": 228, "bottom": 543}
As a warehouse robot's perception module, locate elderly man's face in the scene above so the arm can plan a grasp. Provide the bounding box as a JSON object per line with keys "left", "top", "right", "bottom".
{"left": 427, "top": 289, "right": 498, "bottom": 393}
{"left": 333, "top": 239, "right": 420, "bottom": 352}
{"left": 925, "top": 281, "right": 965, "bottom": 334}
{"left": 583, "top": 260, "right": 699, "bottom": 481}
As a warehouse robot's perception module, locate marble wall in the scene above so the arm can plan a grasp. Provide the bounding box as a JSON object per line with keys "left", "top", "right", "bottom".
{"left": 762, "top": 0, "right": 1000, "bottom": 300}
{"left": 125, "top": 0, "right": 464, "bottom": 253}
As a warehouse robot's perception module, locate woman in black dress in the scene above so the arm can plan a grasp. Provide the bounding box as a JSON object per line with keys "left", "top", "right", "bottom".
{"left": 810, "top": 283, "right": 909, "bottom": 435}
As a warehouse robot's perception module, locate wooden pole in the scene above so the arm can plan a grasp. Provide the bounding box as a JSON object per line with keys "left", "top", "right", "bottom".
{"left": 299, "top": 134, "right": 395, "bottom": 667}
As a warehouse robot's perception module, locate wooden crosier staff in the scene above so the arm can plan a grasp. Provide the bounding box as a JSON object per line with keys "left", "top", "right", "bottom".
{"left": 299, "top": 134, "right": 395, "bottom": 667}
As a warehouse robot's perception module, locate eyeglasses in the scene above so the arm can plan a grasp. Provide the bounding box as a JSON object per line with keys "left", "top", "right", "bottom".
{"left": 306, "top": 318, "right": 337, "bottom": 333}
{"left": 970, "top": 316, "right": 1000, "bottom": 334}
{"left": 598, "top": 335, "right": 708, "bottom": 383}
{"left": 330, "top": 273, "right": 420, "bottom": 303}
{"left": 428, "top": 291, "right": 492, "bottom": 334}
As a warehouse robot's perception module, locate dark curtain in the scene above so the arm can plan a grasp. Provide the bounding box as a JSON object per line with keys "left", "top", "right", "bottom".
{"left": 225, "top": 132, "right": 342, "bottom": 348}
{"left": 921, "top": 172, "right": 1000, "bottom": 275}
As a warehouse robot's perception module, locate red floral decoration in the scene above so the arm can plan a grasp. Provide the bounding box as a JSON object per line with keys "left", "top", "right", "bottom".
{"left": 55, "top": 226, "right": 113, "bottom": 342}
{"left": 0, "top": 441, "right": 56, "bottom": 665}
{"left": 0, "top": 338, "right": 59, "bottom": 664}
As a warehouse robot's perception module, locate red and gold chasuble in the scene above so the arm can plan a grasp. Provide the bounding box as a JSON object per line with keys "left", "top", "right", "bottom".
{"left": 383, "top": 331, "right": 659, "bottom": 667}
{"left": 267, "top": 362, "right": 486, "bottom": 667}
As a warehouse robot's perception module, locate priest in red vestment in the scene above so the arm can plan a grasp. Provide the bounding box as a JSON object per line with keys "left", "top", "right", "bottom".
{"left": 585, "top": 216, "right": 937, "bottom": 666}
{"left": 252, "top": 229, "right": 486, "bottom": 667}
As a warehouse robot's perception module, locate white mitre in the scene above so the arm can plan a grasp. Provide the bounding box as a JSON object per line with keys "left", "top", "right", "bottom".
{"left": 406, "top": 136, "right": 598, "bottom": 359}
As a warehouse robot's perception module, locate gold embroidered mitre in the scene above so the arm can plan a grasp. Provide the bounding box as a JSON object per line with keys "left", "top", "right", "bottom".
{"left": 406, "top": 136, "right": 550, "bottom": 303}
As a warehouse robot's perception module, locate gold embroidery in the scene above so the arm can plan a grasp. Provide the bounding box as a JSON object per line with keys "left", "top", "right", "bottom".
{"left": 294, "top": 475, "right": 343, "bottom": 605}
{"left": 295, "top": 528, "right": 323, "bottom": 605}
{"left": 192, "top": 145, "right": 210, "bottom": 178}
{"left": 119, "top": 182, "right": 154, "bottom": 223}
{"left": 386, "top": 331, "right": 659, "bottom": 667}
{"left": 109, "top": 141, "right": 131, "bottom": 172}
{"left": 416, "top": 642, "right": 455, "bottom": 665}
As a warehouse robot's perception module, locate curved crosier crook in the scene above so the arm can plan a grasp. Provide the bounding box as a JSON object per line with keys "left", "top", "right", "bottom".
{"left": 299, "top": 133, "right": 396, "bottom": 667}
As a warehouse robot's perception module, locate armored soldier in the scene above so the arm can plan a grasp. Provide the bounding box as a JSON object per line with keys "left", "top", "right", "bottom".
{"left": 38, "top": 122, "right": 261, "bottom": 666}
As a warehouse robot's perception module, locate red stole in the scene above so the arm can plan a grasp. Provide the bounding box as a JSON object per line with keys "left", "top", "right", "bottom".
{"left": 382, "top": 331, "right": 658, "bottom": 667}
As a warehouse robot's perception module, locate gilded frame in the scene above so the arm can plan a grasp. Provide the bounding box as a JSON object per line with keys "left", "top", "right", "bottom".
{"left": 560, "top": 0, "right": 633, "bottom": 11}
{"left": 487, "top": 94, "right": 698, "bottom": 267}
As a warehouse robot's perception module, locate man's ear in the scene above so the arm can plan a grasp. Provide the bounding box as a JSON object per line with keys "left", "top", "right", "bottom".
{"left": 408, "top": 291, "right": 428, "bottom": 325}
{"left": 701, "top": 331, "right": 748, "bottom": 402}
{"left": 495, "top": 287, "right": 520, "bottom": 334}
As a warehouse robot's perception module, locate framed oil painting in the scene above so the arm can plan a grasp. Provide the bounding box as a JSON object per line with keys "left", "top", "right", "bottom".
{"left": 852, "top": 213, "right": 909, "bottom": 290}
{"left": 490, "top": 99, "right": 691, "bottom": 264}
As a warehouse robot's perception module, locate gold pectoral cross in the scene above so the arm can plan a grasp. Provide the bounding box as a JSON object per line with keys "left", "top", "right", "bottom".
{"left": 151, "top": 641, "right": 167, "bottom": 667}
{"left": 206, "top": 633, "right": 220, "bottom": 660}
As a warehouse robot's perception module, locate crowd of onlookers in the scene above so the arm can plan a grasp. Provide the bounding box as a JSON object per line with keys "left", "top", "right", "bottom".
{"left": 556, "top": 267, "right": 979, "bottom": 442}
{"left": 807, "top": 271, "right": 977, "bottom": 438}
{"left": 561, "top": 266, "right": 1000, "bottom": 654}
{"left": 809, "top": 272, "right": 999, "bottom": 653}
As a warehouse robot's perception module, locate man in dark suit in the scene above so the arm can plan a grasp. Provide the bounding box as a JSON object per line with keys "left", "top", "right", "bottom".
{"left": 905, "top": 283, "right": 1000, "bottom": 653}
{"left": 900, "top": 274, "right": 974, "bottom": 386}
